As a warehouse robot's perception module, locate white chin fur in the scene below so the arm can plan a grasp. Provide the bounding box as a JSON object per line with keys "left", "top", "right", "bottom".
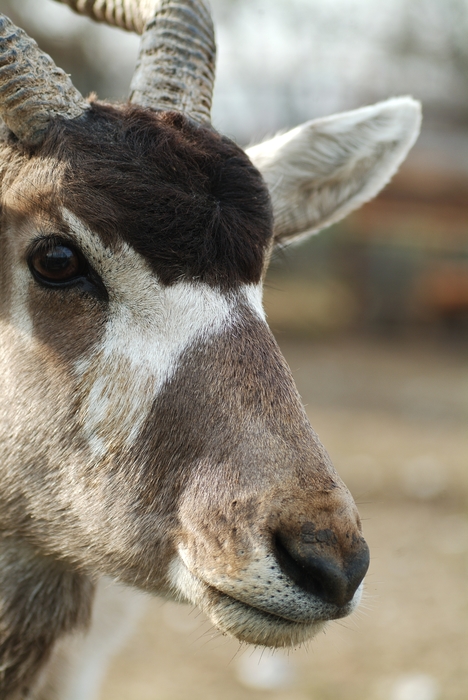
{"left": 169, "top": 557, "right": 330, "bottom": 648}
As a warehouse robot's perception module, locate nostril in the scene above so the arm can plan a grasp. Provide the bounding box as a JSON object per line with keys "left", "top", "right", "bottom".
{"left": 274, "top": 532, "right": 369, "bottom": 608}
{"left": 274, "top": 535, "right": 346, "bottom": 604}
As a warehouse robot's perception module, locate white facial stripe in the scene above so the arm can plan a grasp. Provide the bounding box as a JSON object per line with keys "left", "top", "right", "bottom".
{"left": 242, "top": 283, "right": 265, "bottom": 321}
{"left": 64, "top": 210, "right": 266, "bottom": 457}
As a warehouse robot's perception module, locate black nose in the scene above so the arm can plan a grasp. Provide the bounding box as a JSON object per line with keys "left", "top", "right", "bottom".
{"left": 274, "top": 526, "right": 370, "bottom": 608}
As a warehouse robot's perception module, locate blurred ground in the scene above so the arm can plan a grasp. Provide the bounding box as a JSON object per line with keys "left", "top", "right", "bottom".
{"left": 99, "top": 335, "right": 468, "bottom": 700}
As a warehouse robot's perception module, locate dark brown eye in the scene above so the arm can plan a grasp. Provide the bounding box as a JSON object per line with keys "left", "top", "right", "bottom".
{"left": 31, "top": 244, "right": 81, "bottom": 282}
{"left": 27, "top": 237, "right": 108, "bottom": 301}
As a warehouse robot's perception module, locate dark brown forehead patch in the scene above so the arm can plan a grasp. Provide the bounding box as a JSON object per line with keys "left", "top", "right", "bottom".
{"left": 40, "top": 102, "right": 273, "bottom": 288}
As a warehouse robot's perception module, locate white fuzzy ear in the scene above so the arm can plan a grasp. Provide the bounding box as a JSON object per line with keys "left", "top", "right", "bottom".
{"left": 246, "top": 97, "right": 422, "bottom": 244}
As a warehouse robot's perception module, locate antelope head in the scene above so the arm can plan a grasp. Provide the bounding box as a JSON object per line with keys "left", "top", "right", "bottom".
{"left": 0, "top": 1, "right": 420, "bottom": 695}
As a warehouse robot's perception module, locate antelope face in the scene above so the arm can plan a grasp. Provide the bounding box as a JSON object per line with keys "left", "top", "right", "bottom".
{"left": 0, "top": 2, "right": 421, "bottom": 673}
{"left": 0, "top": 104, "right": 368, "bottom": 648}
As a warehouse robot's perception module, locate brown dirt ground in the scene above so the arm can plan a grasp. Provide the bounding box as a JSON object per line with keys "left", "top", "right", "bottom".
{"left": 100, "top": 336, "right": 468, "bottom": 700}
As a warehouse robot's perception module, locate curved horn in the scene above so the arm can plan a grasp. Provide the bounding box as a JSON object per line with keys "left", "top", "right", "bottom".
{"left": 0, "top": 15, "right": 88, "bottom": 145}
{"left": 56, "top": 0, "right": 216, "bottom": 124}
{"left": 129, "top": 0, "right": 216, "bottom": 123}
{"left": 57, "top": 1, "right": 159, "bottom": 34}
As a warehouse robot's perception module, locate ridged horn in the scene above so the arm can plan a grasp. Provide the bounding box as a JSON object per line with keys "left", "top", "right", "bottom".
{"left": 129, "top": 0, "right": 216, "bottom": 123}
{"left": 57, "top": 0, "right": 159, "bottom": 34}
{"left": 0, "top": 14, "right": 88, "bottom": 145}
{"left": 55, "top": 0, "right": 216, "bottom": 124}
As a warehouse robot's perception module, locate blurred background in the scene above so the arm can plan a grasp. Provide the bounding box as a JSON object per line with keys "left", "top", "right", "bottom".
{"left": 2, "top": 0, "right": 467, "bottom": 698}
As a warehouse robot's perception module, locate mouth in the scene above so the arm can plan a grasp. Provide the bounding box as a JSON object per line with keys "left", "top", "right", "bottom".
{"left": 201, "top": 583, "right": 327, "bottom": 647}
{"left": 169, "top": 558, "right": 358, "bottom": 647}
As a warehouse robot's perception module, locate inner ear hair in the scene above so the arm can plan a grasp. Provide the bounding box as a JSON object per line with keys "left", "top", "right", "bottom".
{"left": 247, "top": 96, "right": 422, "bottom": 245}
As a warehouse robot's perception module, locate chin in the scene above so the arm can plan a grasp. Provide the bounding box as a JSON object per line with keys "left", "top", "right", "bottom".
{"left": 167, "top": 557, "right": 354, "bottom": 648}
{"left": 199, "top": 586, "right": 327, "bottom": 647}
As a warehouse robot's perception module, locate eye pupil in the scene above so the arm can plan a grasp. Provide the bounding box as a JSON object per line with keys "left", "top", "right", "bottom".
{"left": 31, "top": 244, "right": 81, "bottom": 282}
{"left": 27, "top": 237, "right": 108, "bottom": 300}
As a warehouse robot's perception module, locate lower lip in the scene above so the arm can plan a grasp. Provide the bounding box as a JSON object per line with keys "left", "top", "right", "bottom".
{"left": 209, "top": 584, "right": 330, "bottom": 626}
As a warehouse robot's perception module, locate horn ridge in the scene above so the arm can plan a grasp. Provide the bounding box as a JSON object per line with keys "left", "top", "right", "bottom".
{"left": 0, "top": 15, "right": 88, "bottom": 145}
{"left": 55, "top": 0, "right": 216, "bottom": 124}
{"left": 129, "top": 0, "right": 216, "bottom": 124}
{"left": 57, "top": 1, "right": 159, "bottom": 34}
